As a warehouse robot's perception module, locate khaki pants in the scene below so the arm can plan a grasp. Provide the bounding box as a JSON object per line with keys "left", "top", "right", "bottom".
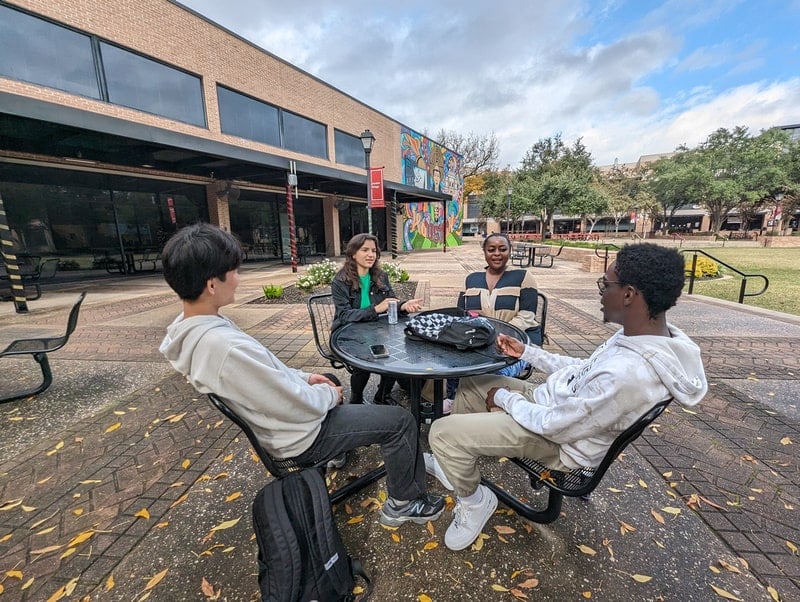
{"left": 428, "top": 374, "right": 568, "bottom": 497}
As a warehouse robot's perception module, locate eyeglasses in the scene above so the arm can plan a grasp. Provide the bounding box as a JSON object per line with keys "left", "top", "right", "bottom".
{"left": 596, "top": 277, "right": 623, "bottom": 293}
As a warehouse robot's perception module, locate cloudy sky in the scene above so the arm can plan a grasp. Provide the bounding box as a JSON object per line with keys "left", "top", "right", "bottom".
{"left": 179, "top": 0, "right": 800, "bottom": 168}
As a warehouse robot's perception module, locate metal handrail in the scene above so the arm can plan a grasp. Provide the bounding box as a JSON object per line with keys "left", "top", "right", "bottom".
{"left": 594, "top": 243, "right": 620, "bottom": 272}
{"left": 680, "top": 249, "right": 769, "bottom": 303}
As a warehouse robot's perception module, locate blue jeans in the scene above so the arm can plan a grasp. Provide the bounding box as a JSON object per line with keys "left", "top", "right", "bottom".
{"left": 446, "top": 359, "right": 530, "bottom": 399}
{"left": 292, "top": 403, "right": 426, "bottom": 502}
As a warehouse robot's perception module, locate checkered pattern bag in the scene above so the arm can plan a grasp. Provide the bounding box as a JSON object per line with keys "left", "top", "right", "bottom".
{"left": 404, "top": 312, "right": 496, "bottom": 350}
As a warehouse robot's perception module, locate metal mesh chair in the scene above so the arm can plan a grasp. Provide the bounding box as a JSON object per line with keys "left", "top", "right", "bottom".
{"left": 1, "top": 292, "right": 86, "bottom": 403}
{"left": 307, "top": 292, "right": 352, "bottom": 372}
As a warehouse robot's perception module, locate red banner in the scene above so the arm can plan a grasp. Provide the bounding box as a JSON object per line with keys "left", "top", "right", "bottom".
{"left": 369, "top": 167, "right": 385, "bottom": 208}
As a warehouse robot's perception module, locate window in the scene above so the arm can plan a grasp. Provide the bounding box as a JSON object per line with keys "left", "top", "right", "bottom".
{"left": 0, "top": 5, "right": 100, "bottom": 99}
{"left": 217, "top": 86, "right": 280, "bottom": 147}
{"left": 283, "top": 111, "right": 327, "bottom": 159}
{"left": 100, "top": 42, "right": 205, "bottom": 127}
{"left": 334, "top": 129, "right": 366, "bottom": 168}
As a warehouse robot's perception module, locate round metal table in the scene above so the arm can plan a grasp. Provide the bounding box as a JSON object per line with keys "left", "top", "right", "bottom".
{"left": 330, "top": 314, "right": 526, "bottom": 422}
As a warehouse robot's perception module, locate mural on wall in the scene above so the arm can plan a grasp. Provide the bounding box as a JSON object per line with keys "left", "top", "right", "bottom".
{"left": 400, "top": 128, "right": 464, "bottom": 250}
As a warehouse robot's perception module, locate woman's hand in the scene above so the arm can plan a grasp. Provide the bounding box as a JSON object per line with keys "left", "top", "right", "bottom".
{"left": 496, "top": 333, "right": 525, "bottom": 358}
{"left": 374, "top": 298, "right": 391, "bottom": 314}
{"left": 400, "top": 298, "right": 423, "bottom": 313}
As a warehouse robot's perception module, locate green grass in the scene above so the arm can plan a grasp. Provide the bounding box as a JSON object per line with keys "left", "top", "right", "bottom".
{"left": 684, "top": 248, "right": 800, "bottom": 316}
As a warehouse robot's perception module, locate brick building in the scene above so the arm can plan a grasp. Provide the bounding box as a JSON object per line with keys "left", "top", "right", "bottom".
{"left": 0, "top": 0, "right": 463, "bottom": 278}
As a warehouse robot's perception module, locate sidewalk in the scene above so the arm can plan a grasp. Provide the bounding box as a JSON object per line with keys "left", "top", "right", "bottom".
{"left": 0, "top": 241, "right": 797, "bottom": 601}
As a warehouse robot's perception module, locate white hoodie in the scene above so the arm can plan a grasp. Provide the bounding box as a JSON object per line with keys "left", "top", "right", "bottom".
{"left": 493, "top": 324, "right": 708, "bottom": 469}
{"left": 159, "top": 313, "right": 339, "bottom": 458}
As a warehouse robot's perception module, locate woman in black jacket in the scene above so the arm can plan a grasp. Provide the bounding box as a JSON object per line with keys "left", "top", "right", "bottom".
{"left": 331, "top": 233, "right": 422, "bottom": 404}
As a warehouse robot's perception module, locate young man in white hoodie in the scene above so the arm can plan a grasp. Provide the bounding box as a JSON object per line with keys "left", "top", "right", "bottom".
{"left": 426, "top": 243, "right": 708, "bottom": 551}
{"left": 159, "top": 224, "right": 444, "bottom": 527}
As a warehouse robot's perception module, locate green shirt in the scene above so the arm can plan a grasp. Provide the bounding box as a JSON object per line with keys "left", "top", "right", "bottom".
{"left": 359, "top": 274, "right": 371, "bottom": 309}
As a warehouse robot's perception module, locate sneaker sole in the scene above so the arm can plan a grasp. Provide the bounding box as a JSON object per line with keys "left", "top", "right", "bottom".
{"left": 378, "top": 506, "right": 445, "bottom": 527}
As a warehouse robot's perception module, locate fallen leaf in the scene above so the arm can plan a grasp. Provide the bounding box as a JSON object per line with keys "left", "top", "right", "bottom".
{"left": 518, "top": 578, "right": 539, "bottom": 588}
{"left": 346, "top": 515, "right": 364, "bottom": 525}
{"left": 182, "top": 459, "right": 191, "bottom": 469}
{"left": 68, "top": 530, "right": 95, "bottom": 547}
{"left": 426, "top": 521, "right": 435, "bottom": 536}
{"left": 491, "top": 584, "right": 510, "bottom": 591}
{"left": 73, "top": 508, "right": 84, "bottom": 516}
{"left": 6, "top": 570, "right": 23, "bottom": 579}
{"left": 0, "top": 498, "right": 23, "bottom": 511}
{"left": 767, "top": 585, "right": 780, "bottom": 601}
{"left": 210, "top": 517, "right": 241, "bottom": 532}
{"left": 21, "top": 577, "right": 34, "bottom": 590}
{"left": 168, "top": 412, "right": 187, "bottom": 423}
{"left": 145, "top": 568, "right": 168, "bottom": 591}
{"left": 710, "top": 584, "right": 743, "bottom": 601}
{"left": 787, "top": 540, "right": 798, "bottom": 555}
{"left": 607, "top": 487, "right": 623, "bottom": 493}
{"left": 225, "top": 492, "right": 242, "bottom": 503}
{"left": 632, "top": 574, "right": 652, "bottom": 583}
{"left": 31, "top": 544, "right": 63, "bottom": 555}
{"left": 105, "top": 574, "right": 115, "bottom": 591}
{"left": 418, "top": 595, "right": 432, "bottom": 602}
{"left": 105, "top": 422, "right": 122, "bottom": 433}
{"left": 582, "top": 592, "right": 592, "bottom": 599}
{"left": 391, "top": 533, "right": 401, "bottom": 543}
{"left": 79, "top": 480, "right": 102, "bottom": 484}
{"left": 494, "top": 525, "right": 516, "bottom": 535}
{"left": 423, "top": 541, "right": 438, "bottom": 551}
{"left": 170, "top": 494, "right": 189, "bottom": 508}
{"left": 510, "top": 588, "right": 529, "bottom": 600}
{"left": 638, "top": 479, "right": 648, "bottom": 488}
{"left": 135, "top": 508, "right": 151, "bottom": 520}
{"left": 780, "top": 436, "right": 792, "bottom": 445}
{"left": 661, "top": 506, "right": 681, "bottom": 516}
{"left": 156, "top": 521, "right": 169, "bottom": 529}
{"left": 719, "top": 559, "right": 741, "bottom": 574}
{"left": 577, "top": 544, "right": 597, "bottom": 556}
{"left": 36, "top": 526, "right": 56, "bottom": 536}
{"left": 619, "top": 520, "right": 636, "bottom": 535}
{"left": 0, "top": 533, "right": 13, "bottom": 543}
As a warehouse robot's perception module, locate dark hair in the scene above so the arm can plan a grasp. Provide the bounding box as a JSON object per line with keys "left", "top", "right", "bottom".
{"left": 482, "top": 232, "right": 512, "bottom": 250}
{"left": 336, "top": 233, "right": 388, "bottom": 290}
{"left": 162, "top": 223, "right": 244, "bottom": 300}
{"left": 614, "top": 243, "right": 685, "bottom": 318}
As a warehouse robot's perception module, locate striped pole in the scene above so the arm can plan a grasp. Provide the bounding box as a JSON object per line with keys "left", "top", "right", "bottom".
{"left": 390, "top": 191, "right": 398, "bottom": 259}
{"left": 286, "top": 171, "right": 298, "bottom": 274}
{"left": 0, "top": 193, "right": 29, "bottom": 313}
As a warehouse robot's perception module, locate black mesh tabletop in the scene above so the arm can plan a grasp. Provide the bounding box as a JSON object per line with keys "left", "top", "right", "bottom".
{"left": 330, "top": 315, "right": 526, "bottom": 379}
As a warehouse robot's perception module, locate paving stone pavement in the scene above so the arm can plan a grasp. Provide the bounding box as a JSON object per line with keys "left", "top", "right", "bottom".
{"left": 0, "top": 240, "right": 798, "bottom": 601}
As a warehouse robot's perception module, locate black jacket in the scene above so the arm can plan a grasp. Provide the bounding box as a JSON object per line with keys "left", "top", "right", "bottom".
{"left": 331, "top": 271, "right": 406, "bottom": 331}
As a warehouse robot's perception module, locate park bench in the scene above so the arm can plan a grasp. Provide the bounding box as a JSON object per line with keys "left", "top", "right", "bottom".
{"left": 135, "top": 249, "right": 162, "bottom": 271}
{"left": 0, "top": 292, "right": 86, "bottom": 403}
{"left": 207, "top": 392, "right": 384, "bottom": 505}
{"left": 532, "top": 243, "right": 565, "bottom": 268}
{"left": 481, "top": 397, "right": 673, "bottom": 523}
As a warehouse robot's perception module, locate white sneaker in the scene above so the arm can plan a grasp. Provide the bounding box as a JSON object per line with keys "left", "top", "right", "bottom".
{"left": 444, "top": 485, "right": 498, "bottom": 551}
{"left": 423, "top": 452, "right": 454, "bottom": 491}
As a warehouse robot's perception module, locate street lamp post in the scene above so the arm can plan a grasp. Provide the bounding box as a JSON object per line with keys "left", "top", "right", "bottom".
{"left": 360, "top": 129, "right": 376, "bottom": 234}
{"left": 506, "top": 186, "right": 513, "bottom": 234}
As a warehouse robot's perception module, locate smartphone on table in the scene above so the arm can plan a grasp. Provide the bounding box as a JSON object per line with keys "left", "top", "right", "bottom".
{"left": 370, "top": 344, "right": 389, "bottom": 358}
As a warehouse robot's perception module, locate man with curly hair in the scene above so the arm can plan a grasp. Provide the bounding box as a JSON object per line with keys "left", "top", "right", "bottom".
{"left": 426, "top": 243, "right": 708, "bottom": 551}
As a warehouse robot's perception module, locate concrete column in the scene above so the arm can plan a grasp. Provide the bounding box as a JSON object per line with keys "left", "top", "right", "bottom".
{"left": 207, "top": 183, "right": 231, "bottom": 231}
{"left": 323, "top": 195, "right": 340, "bottom": 257}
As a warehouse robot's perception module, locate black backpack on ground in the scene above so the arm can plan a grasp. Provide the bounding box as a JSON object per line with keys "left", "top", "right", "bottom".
{"left": 252, "top": 468, "right": 371, "bottom": 601}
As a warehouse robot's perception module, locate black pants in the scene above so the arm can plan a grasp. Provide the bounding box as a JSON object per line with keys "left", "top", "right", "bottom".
{"left": 350, "top": 368, "right": 395, "bottom": 404}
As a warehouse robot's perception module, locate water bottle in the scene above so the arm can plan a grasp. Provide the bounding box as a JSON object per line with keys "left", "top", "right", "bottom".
{"left": 387, "top": 300, "right": 398, "bottom": 324}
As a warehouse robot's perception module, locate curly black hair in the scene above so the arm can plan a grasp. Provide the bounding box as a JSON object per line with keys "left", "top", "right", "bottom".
{"left": 614, "top": 243, "right": 685, "bottom": 319}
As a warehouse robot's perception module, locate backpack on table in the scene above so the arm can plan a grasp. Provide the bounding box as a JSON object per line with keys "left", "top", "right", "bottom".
{"left": 252, "top": 468, "right": 371, "bottom": 601}
{"left": 404, "top": 311, "right": 496, "bottom": 350}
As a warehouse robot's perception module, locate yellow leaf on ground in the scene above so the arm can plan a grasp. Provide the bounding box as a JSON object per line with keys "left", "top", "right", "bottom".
{"left": 0, "top": 533, "right": 12, "bottom": 543}
{"left": 346, "top": 515, "right": 364, "bottom": 525}
{"left": 31, "top": 544, "right": 62, "bottom": 555}
{"left": 105, "top": 422, "right": 121, "bottom": 433}
{"left": 72, "top": 508, "right": 83, "bottom": 516}
{"left": 661, "top": 506, "right": 681, "bottom": 516}
{"left": 60, "top": 548, "right": 76, "bottom": 559}
{"left": 619, "top": 520, "right": 636, "bottom": 535}
{"left": 223, "top": 453, "right": 233, "bottom": 462}
{"left": 577, "top": 544, "right": 597, "bottom": 556}
{"left": 170, "top": 494, "right": 189, "bottom": 508}
{"left": 494, "top": 525, "right": 516, "bottom": 535}
{"left": 491, "top": 584, "right": 510, "bottom": 591}
{"left": 0, "top": 498, "right": 23, "bottom": 511}
{"left": 22, "top": 577, "right": 34, "bottom": 590}
{"left": 582, "top": 592, "right": 592, "bottom": 599}
{"left": 719, "top": 559, "right": 741, "bottom": 574}
{"left": 145, "top": 568, "right": 168, "bottom": 590}
{"left": 22, "top": 505, "right": 37, "bottom": 512}
{"left": 225, "top": 491, "right": 242, "bottom": 502}
{"left": 418, "top": 595, "right": 432, "bottom": 602}
{"left": 36, "top": 526, "right": 56, "bottom": 535}
{"left": 391, "top": 533, "right": 401, "bottom": 543}
{"left": 632, "top": 574, "right": 652, "bottom": 583}
{"left": 607, "top": 487, "right": 623, "bottom": 493}
{"left": 135, "top": 508, "right": 150, "bottom": 520}
{"left": 210, "top": 517, "right": 241, "bottom": 532}
{"left": 6, "top": 570, "right": 23, "bottom": 579}
{"left": 79, "top": 480, "right": 101, "bottom": 484}
{"left": 710, "top": 584, "right": 743, "bottom": 601}
{"left": 156, "top": 521, "right": 169, "bottom": 529}
{"left": 67, "top": 530, "right": 94, "bottom": 547}
{"left": 780, "top": 436, "right": 792, "bottom": 445}
{"left": 767, "top": 585, "right": 780, "bottom": 601}
{"left": 787, "top": 540, "right": 798, "bottom": 555}
{"left": 105, "top": 574, "right": 115, "bottom": 591}
{"left": 182, "top": 459, "right": 191, "bottom": 469}
{"left": 168, "top": 412, "right": 187, "bottom": 423}
{"left": 423, "top": 542, "right": 438, "bottom": 551}
{"left": 638, "top": 479, "right": 648, "bottom": 488}
{"left": 426, "top": 521, "right": 435, "bottom": 536}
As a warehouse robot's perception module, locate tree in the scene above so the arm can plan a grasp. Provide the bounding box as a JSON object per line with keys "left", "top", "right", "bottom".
{"left": 435, "top": 130, "right": 500, "bottom": 178}
{"left": 519, "top": 134, "right": 596, "bottom": 239}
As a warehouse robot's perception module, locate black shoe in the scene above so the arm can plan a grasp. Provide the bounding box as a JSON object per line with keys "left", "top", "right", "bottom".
{"left": 379, "top": 493, "right": 445, "bottom": 526}
{"left": 373, "top": 393, "right": 398, "bottom": 406}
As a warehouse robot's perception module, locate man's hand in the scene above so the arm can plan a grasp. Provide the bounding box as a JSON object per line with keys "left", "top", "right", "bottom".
{"left": 401, "top": 298, "right": 423, "bottom": 313}
{"left": 308, "top": 373, "right": 344, "bottom": 404}
{"left": 496, "top": 333, "right": 525, "bottom": 358}
{"left": 485, "top": 387, "right": 507, "bottom": 412}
